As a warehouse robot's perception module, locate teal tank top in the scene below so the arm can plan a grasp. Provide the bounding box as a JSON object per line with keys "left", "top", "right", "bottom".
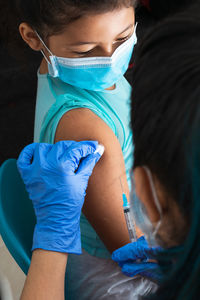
{"left": 34, "top": 71, "right": 134, "bottom": 259}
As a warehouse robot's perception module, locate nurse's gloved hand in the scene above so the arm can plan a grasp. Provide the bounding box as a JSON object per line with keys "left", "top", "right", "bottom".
{"left": 17, "top": 141, "right": 104, "bottom": 255}
{"left": 112, "top": 236, "right": 163, "bottom": 281}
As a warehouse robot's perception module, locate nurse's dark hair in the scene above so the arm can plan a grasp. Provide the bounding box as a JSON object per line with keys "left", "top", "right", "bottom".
{"left": 131, "top": 2, "right": 200, "bottom": 299}
{"left": 1, "top": 0, "right": 137, "bottom": 52}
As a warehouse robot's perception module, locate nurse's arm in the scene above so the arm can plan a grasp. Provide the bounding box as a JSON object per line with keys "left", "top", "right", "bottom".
{"left": 20, "top": 250, "right": 67, "bottom": 300}
{"left": 55, "top": 108, "right": 142, "bottom": 253}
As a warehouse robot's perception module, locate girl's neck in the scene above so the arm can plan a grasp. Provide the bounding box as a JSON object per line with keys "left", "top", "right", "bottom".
{"left": 39, "top": 59, "right": 48, "bottom": 74}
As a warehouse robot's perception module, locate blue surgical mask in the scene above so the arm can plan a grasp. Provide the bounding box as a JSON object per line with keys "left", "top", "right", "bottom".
{"left": 130, "top": 166, "right": 163, "bottom": 246}
{"left": 35, "top": 24, "right": 137, "bottom": 91}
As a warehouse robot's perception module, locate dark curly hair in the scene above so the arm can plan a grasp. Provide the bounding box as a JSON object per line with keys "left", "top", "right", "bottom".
{"left": 132, "top": 2, "right": 200, "bottom": 299}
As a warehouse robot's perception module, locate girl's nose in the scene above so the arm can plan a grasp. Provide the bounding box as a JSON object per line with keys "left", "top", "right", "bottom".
{"left": 100, "top": 43, "right": 115, "bottom": 57}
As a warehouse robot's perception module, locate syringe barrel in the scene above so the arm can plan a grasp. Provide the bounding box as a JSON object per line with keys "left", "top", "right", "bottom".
{"left": 124, "top": 207, "right": 137, "bottom": 243}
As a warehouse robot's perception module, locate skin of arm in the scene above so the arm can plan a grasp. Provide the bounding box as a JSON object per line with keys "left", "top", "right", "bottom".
{"left": 55, "top": 108, "right": 142, "bottom": 252}
{"left": 20, "top": 250, "right": 68, "bottom": 300}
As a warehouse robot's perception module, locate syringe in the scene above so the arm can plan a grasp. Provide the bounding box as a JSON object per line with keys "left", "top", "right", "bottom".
{"left": 120, "top": 179, "right": 137, "bottom": 243}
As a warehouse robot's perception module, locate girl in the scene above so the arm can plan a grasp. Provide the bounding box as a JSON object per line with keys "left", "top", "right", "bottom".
{"left": 17, "top": 1, "right": 200, "bottom": 299}
{"left": 15, "top": 0, "right": 155, "bottom": 299}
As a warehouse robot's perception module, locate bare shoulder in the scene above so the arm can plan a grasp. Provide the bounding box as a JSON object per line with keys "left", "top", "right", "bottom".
{"left": 55, "top": 108, "right": 122, "bottom": 157}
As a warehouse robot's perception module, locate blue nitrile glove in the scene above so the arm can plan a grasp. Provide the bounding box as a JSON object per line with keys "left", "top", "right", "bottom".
{"left": 112, "top": 236, "right": 162, "bottom": 281}
{"left": 17, "top": 141, "right": 104, "bottom": 254}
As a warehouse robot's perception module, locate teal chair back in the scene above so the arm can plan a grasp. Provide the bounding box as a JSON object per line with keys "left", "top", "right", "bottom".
{"left": 0, "top": 159, "right": 36, "bottom": 274}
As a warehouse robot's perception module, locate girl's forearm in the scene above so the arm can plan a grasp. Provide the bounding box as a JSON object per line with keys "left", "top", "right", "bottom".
{"left": 20, "top": 250, "right": 68, "bottom": 300}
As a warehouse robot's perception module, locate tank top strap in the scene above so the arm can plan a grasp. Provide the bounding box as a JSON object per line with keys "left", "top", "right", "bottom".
{"left": 40, "top": 76, "right": 117, "bottom": 143}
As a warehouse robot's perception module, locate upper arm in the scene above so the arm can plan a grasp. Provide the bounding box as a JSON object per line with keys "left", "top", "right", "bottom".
{"left": 55, "top": 108, "right": 132, "bottom": 252}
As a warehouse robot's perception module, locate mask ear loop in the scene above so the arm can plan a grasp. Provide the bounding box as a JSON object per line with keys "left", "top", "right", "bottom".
{"left": 143, "top": 166, "right": 163, "bottom": 244}
{"left": 133, "top": 22, "right": 138, "bottom": 44}
{"left": 35, "top": 31, "right": 59, "bottom": 77}
{"left": 34, "top": 31, "right": 54, "bottom": 64}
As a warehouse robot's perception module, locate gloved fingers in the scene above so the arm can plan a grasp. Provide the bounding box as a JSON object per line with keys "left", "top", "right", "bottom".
{"left": 121, "top": 261, "right": 160, "bottom": 280}
{"left": 65, "top": 141, "right": 100, "bottom": 172}
{"left": 47, "top": 141, "right": 75, "bottom": 163}
{"left": 112, "top": 236, "right": 147, "bottom": 262}
{"left": 76, "top": 152, "right": 102, "bottom": 176}
{"left": 33, "top": 143, "right": 54, "bottom": 166}
{"left": 17, "top": 143, "right": 38, "bottom": 170}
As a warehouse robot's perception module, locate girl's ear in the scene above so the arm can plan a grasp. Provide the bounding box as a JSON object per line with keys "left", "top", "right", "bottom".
{"left": 134, "top": 167, "right": 162, "bottom": 223}
{"left": 19, "top": 23, "right": 42, "bottom": 51}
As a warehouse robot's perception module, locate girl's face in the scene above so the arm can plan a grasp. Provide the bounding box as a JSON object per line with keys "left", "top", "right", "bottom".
{"left": 20, "top": 7, "right": 135, "bottom": 59}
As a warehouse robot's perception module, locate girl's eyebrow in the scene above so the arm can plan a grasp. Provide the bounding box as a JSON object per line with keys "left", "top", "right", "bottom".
{"left": 69, "top": 23, "right": 134, "bottom": 46}
{"left": 117, "top": 23, "right": 134, "bottom": 36}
